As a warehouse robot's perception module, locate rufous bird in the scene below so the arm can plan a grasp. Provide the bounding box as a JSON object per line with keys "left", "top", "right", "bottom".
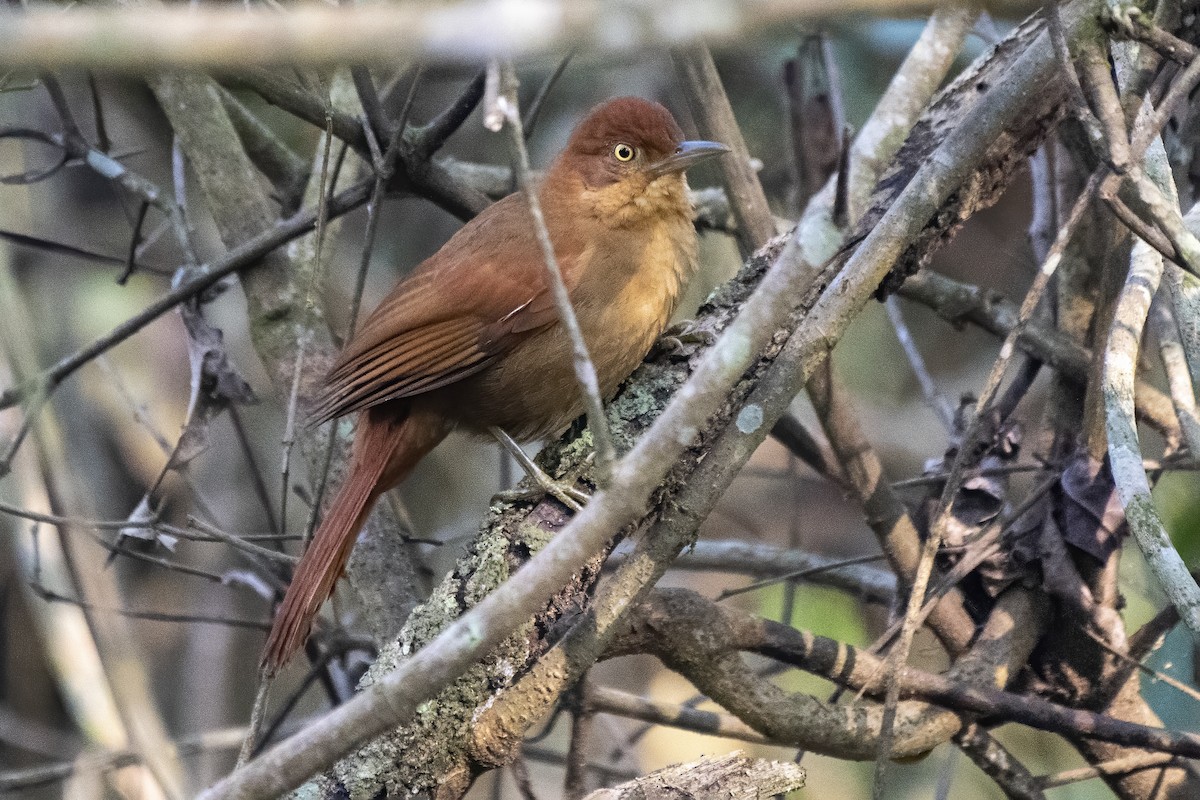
{"left": 263, "top": 97, "right": 728, "bottom": 673}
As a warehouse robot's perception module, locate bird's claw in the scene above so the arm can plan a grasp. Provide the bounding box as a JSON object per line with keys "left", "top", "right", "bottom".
{"left": 655, "top": 319, "right": 717, "bottom": 357}
{"left": 491, "top": 425, "right": 589, "bottom": 512}
{"left": 663, "top": 318, "right": 717, "bottom": 343}
{"left": 496, "top": 475, "right": 589, "bottom": 513}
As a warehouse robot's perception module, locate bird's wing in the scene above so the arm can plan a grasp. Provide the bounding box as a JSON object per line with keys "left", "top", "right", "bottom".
{"left": 308, "top": 195, "right": 582, "bottom": 425}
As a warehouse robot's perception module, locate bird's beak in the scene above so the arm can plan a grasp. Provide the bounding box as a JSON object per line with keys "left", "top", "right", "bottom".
{"left": 646, "top": 140, "right": 731, "bottom": 178}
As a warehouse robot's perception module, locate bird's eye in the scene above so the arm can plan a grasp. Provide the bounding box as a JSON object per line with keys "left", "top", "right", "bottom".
{"left": 613, "top": 143, "right": 636, "bottom": 162}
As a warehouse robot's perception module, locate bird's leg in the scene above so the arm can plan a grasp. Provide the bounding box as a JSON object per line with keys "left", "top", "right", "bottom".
{"left": 654, "top": 319, "right": 717, "bottom": 357}
{"left": 490, "top": 427, "right": 590, "bottom": 512}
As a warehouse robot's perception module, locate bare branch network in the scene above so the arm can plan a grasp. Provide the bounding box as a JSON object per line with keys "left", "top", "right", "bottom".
{"left": 2, "top": 1, "right": 1200, "bottom": 800}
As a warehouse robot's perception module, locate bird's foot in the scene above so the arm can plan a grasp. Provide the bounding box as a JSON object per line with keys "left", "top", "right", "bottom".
{"left": 495, "top": 479, "right": 589, "bottom": 513}
{"left": 655, "top": 319, "right": 717, "bottom": 357}
{"left": 490, "top": 426, "right": 589, "bottom": 512}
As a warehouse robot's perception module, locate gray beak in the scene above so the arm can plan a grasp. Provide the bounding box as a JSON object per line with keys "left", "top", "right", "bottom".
{"left": 646, "top": 140, "right": 730, "bottom": 178}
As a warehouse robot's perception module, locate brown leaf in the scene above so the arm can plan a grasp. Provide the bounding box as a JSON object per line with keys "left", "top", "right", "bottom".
{"left": 1057, "top": 452, "right": 1127, "bottom": 562}
{"left": 168, "top": 303, "right": 257, "bottom": 470}
{"left": 116, "top": 301, "right": 257, "bottom": 556}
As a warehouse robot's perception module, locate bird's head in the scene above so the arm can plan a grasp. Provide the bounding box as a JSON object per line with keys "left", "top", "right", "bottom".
{"left": 550, "top": 97, "right": 729, "bottom": 226}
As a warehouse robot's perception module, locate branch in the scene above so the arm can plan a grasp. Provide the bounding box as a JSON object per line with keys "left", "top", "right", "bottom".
{"left": 581, "top": 752, "right": 805, "bottom": 800}
{"left": 612, "top": 587, "right": 1043, "bottom": 760}
{"left": 0, "top": 1, "right": 1041, "bottom": 71}
{"left": 626, "top": 589, "right": 1200, "bottom": 761}
{"left": 1103, "top": 139, "right": 1200, "bottom": 641}
{"left": 898, "top": 269, "right": 1180, "bottom": 437}
{"left": 673, "top": 44, "right": 776, "bottom": 254}
{"left": 586, "top": 687, "right": 772, "bottom": 745}
{"left": 609, "top": 539, "right": 897, "bottom": 604}
{"left": 845, "top": 4, "right": 981, "bottom": 223}
{"left": 954, "top": 723, "right": 1046, "bottom": 800}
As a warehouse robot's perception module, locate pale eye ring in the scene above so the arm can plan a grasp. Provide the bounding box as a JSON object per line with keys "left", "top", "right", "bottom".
{"left": 613, "top": 143, "right": 636, "bottom": 162}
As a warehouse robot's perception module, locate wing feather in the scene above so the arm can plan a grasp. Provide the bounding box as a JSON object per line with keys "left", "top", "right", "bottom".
{"left": 307, "top": 192, "right": 590, "bottom": 426}
{"left": 310, "top": 319, "right": 489, "bottom": 423}
{"left": 329, "top": 317, "right": 478, "bottom": 391}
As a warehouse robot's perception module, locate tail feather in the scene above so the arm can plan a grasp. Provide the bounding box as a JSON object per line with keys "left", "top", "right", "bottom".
{"left": 262, "top": 404, "right": 446, "bottom": 674}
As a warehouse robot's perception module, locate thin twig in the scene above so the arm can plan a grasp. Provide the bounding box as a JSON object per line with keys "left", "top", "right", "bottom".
{"left": 295, "top": 114, "right": 348, "bottom": 555}
{"left": 0, "top": 501, "right": 138, "bottom": 530}
{"left": 278, "top": 329, "right": 309, "bottom": 547}
{"left": 587, "top": 685, "right": 770, "bottom": 745}
{"left": 1036, "top": 753, "right": 1178, "bottom": 788}
{"left": 522, "top": 53, "right": 572, "bottom": 139}
{"left": 30, "top": 582, "right": 268, "bottom": 630}
{"left": 86, "top": 71, "right": 109, "bottom": 151}
{"left": 0, "top": 178, "right": 375, "bottom": 413}
{"left": 350, "top": 65, "right": 389, "bottom": 150}
{"left": 1083, "top": 627, "right": 1200, "bottom": 704}
{"left": 608, "top": 539, "right": 897, "bottom": 603}
{"left": 184, "top": 517, "right": 297, "bottom": 568}
{"left": 348, "top": 99, "right": 407, "bottom": 336}
{"left": 885, "top": 295, "right": 956, "bottom": 430}
{"left": 119, "top": 199, "right": 150, "bottom": 284}
{"left": 228, "top": 405, "right": 282, "bottom": 538}
{"left": 395, "top": 66, "right": 424, "bottom": 137}
{"left": 237, "top": 671, "right": 272, "bottom": 767}
{"left": 715, "top": 552, "right": 888, "bottom": 600}
{"left": 487, "top": 60, "right": 616, "bottom": 484}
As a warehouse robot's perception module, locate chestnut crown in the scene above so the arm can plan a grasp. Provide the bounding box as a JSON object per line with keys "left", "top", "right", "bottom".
{"left": 554, "top": 97, "right": 728, "bottom": 188}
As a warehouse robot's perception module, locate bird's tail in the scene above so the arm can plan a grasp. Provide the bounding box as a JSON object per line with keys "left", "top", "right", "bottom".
{"left": 262, "top": 404, "right": 448, "bottom": 674}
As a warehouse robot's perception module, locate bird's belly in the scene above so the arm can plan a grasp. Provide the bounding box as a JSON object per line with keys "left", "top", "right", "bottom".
{"left": 439, "top": 318, "right": 656, "bottom": 441}
{"left": 452, "top": 330, "right": 591, "bottom": 439}
{"left": 430, "top": 219, "right": 695, "bottom": 441}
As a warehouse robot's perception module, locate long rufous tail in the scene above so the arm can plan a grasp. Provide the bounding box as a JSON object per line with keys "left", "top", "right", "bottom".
{"left": 262, "top": 404, "right": 448, "bottom": 674}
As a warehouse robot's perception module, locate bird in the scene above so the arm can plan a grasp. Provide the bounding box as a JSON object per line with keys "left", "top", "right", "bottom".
{"left": 262, "top": 96, "right": 729, "bottom": 673}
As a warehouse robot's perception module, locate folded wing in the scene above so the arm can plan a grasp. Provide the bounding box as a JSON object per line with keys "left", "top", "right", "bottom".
{"left": 308, "top": 194, "right": 582, "bottom": 425}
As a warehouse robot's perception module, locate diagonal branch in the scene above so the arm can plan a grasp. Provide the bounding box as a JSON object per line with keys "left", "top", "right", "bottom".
{"left": 1103, "top": 141, "right": 1200, "bottom": 642}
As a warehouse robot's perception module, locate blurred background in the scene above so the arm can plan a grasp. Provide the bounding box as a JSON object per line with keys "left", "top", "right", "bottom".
{"left": 1, "top": 11, "right": 1197, "bottom": 799}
